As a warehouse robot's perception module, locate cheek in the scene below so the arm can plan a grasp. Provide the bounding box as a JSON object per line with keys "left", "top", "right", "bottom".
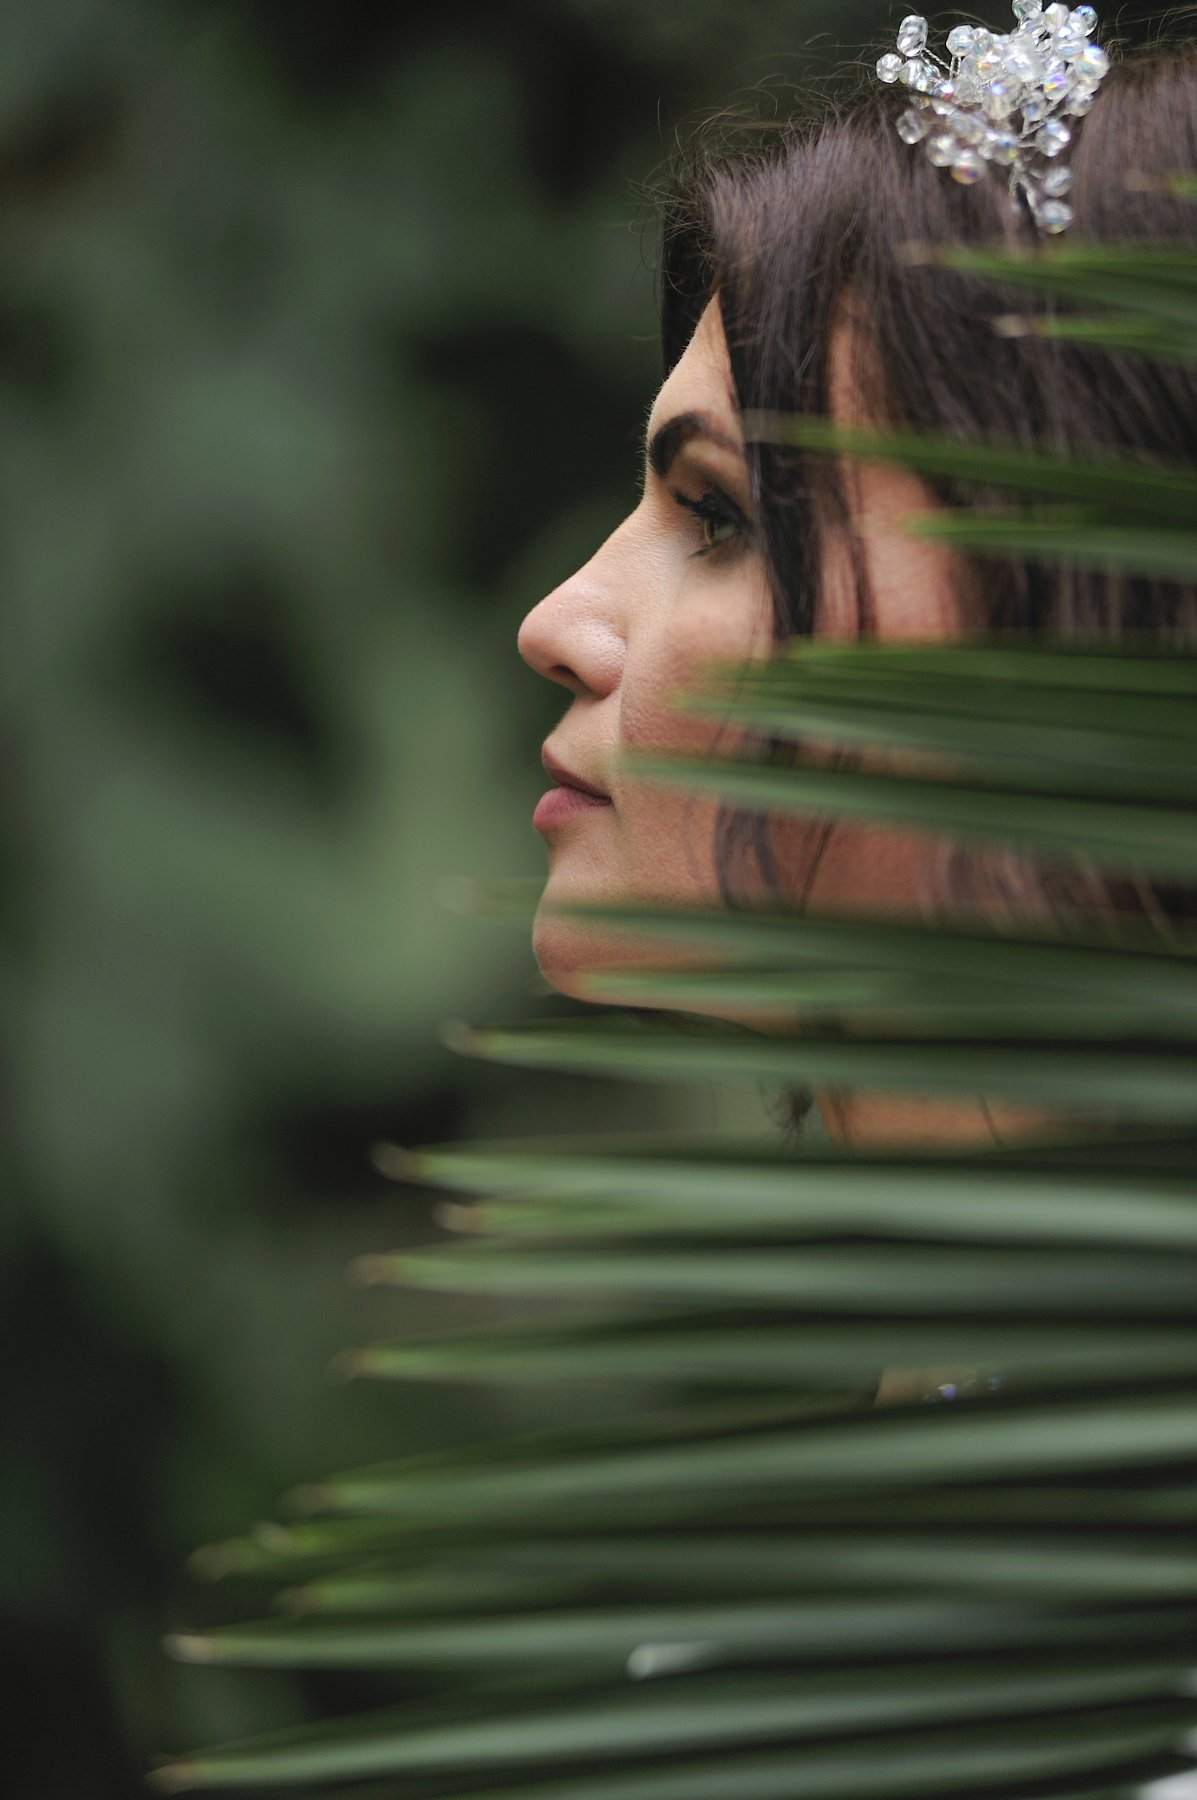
{"left": 619, "top": 563, "right": 773, "bottom": 757}
{"left": 617, "top": 569, "right": 768, "bottom": 845}
{"left": 533, "top": 563, "right": 772, "bottom": 995}
{"left": 607, "top": 568, "right": 771, "bottom": 904}
{"left": 820, "top": 461, "right": 967, "bottom": 640}
{"left": 792, "top": 818, "right": 933, "bottom": 914}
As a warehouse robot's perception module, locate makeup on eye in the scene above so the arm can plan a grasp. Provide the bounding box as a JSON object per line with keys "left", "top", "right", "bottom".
{"left": 670, "top": 484, "right": 751, "bottom": 556}
{"left": 640, "top": 407, "right": 754, "bottom": 559}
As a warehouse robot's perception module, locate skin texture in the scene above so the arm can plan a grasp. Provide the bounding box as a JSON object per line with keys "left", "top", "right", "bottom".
{"left": 519, "top": 300, "right": 773, "bottom": 989}
{"left": 519, "top": 298, "right": 1019, "bottom": 1149}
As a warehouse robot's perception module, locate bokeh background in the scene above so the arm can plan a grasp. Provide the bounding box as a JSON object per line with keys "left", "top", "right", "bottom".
{"left": 0, "top": 1, "right": 1173, "bottom": 1792}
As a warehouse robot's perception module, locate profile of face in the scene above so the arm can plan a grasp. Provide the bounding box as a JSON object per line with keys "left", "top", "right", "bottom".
{"left": 517, "top": 298, "right": 967, "bottom": 1002}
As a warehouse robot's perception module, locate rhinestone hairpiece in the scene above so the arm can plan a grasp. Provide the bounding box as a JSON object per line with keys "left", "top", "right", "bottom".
{"left": 876, "top": 2, "right": 1110, "bottom": 233}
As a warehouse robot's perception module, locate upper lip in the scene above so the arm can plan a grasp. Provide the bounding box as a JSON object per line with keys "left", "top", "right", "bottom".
{"left": 542, "top": 746, "right": 611, "bottom": 801}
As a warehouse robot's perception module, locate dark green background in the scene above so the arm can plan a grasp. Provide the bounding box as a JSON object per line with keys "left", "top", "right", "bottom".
{"left": 0, "top": 2, "right": 1173, "bottom": 1791}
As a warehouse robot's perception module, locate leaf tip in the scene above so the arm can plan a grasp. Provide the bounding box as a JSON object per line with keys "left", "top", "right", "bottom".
{"left": 440, "top": 1018, "right": 482, "bottom": 1056}
{"left": 289, "top": 1481, "right": 334, "bottom": 1517}
{"left": 434, "top": 1199, "right": 485, "bottom": 1234}
{"left": 253, "top": 1520, "right": 297, "bottom": 1553}
{"left": 147, "top": 1762, "right": 199, "bottom": 1795}
{"left": 186, "top": 1542, "right": 240, "bottom": 1581}
{"left": 992, "top": 312, "right": 1037, "bottom": 339}
{"left": 331, "top": 1347, "right": 368, "bottom": 1382}
{"left": 164, "top": 1633, "right": 220, "bottom": 1665}
{"left": 349, "top": 1252, "right": 402, "bottom": 1288}
{"left": 627, "top": 1639, "right": 717, "bottom": 1680}
{"left": 371, "top": 1139, "right": 414, "bottom": 1181}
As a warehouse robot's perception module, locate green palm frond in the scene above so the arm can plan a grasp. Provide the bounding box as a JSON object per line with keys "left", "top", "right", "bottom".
{"left": 152, "top": 244, "right": 1197, "bottom": 1795}
{"left": 924, "top": 240, "right": 1197, "bottom": 366}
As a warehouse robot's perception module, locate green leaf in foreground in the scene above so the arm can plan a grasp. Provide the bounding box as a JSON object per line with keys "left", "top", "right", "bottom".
{"left": 159, "top": 239, "right": 1197, "bottom": 1798}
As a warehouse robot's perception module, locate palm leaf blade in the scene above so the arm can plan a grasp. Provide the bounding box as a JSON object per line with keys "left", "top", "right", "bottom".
{"left": 159, "top": 240, "right": 1197, "bottom": 1796}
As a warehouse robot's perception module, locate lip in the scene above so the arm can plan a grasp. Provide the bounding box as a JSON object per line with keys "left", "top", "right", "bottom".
{"left": 535, "top": 745, "right": 612, "bottom": 833}
{"left": 541, "top": 748, "right": 610, "bottom": 801}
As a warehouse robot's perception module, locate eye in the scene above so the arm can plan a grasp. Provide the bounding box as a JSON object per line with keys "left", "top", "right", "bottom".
{"left": 671, "top": 487, "right": 749, "bottom": 557}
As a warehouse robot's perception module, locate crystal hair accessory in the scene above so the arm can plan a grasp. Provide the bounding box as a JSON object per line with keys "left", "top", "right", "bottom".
{"left": 876, "top": 2, "right": 1110, "bottom": 233}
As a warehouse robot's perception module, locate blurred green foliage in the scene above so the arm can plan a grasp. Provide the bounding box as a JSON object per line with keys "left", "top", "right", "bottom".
{"left": 0, "top": 0, "right": 1176, "bottom": 1791}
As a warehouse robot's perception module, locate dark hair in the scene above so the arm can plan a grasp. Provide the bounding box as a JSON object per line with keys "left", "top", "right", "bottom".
{"left": 657, "top": 41, "right": 1197, "bottom": 914}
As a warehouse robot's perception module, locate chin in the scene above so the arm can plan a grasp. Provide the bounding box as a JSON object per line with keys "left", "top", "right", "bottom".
{"left": 532, "top": 910, "right": 617, "bottom": 1002}
{"left": 531, "top": 835, "right": 726, "bottom": 1002}
{"left": 532, "top": 901, "right": 725, "bottom": 1012}
{"left": 531, "top": 852, "right": 623, "bottom": 1001}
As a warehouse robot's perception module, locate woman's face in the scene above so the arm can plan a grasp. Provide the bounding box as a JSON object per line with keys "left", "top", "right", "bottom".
{"left": 518, "top": 297, "right": 965, "bottom": 1000}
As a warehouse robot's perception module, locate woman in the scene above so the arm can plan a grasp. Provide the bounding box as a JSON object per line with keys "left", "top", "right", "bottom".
{"left": 517, "top": 26, "right": 1197, "bottom": 1148}
{"left": 149, "top": 26, "right": 1197, "bottom": 1791}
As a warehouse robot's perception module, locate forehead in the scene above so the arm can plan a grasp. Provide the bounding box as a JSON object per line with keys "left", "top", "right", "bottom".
{"left": 647, "top": 298, "right": 738, "bottom": 435}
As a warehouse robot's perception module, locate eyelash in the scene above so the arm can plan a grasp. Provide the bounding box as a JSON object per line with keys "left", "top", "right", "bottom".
{"left": 671, "top": 487, "right": 749, "bottom": 558}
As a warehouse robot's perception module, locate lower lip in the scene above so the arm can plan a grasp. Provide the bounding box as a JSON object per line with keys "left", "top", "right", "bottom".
{"left": 533, "top": 786, "right": 612, "bottom": 832}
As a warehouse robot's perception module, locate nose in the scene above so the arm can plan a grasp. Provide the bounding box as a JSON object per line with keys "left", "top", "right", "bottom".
{"left": 517, "top": 537, "right": 626, "bottom": 700}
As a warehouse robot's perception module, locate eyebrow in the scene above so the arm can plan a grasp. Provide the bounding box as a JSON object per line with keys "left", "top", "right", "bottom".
{"left": 645, "top": 410, "right": 745, "bottom": 482}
